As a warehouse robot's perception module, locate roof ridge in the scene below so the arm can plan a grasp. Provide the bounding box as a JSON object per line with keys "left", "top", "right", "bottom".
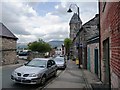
{"left": 0, "top": 23, "right": 18, "bottom": 40}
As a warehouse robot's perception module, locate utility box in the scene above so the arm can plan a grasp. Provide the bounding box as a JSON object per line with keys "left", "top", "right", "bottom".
{"left": 76, "top": 58, "right": 79, "bottom": 65}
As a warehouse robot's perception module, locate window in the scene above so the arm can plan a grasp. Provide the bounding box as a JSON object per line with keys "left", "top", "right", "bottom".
{"left": 50, "top": 60, "right": 55, "bottom": 65}
{"left": 47, "top": 61, "right": 52, "bottom": 67}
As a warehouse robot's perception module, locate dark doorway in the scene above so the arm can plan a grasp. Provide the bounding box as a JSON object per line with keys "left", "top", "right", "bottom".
{"left": 94, "top": 48, "right": 99, "bottom": 76}
{"left": 103, "top": 38, "right": 111, "bottom": 88}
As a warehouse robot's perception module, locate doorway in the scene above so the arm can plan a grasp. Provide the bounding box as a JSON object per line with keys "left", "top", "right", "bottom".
{"left": 94, "top": 48, "right": 99, "bottom": 76}
{"left": 103, "top": 38, "right": 111, "bottom": 88}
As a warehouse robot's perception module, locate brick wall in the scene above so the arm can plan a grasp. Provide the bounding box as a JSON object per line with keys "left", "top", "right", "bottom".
{"left": 100, "top": 2, "right": 120, "bottom": 88}
{"left": 0, "top": 37, "right": 2, "bottom": 66}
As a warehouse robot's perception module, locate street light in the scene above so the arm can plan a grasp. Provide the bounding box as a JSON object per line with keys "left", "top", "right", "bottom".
{"left": 67, "top": 4, "right": 79, "bottom": 22}
{"left": 67, "top": 4, "right": 81, "bottom": 68}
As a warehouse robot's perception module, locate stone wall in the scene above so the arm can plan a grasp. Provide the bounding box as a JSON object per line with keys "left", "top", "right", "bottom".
{"left": 1, "top": 37, "right": 17, "bottom": 65}
{"left": 2, "top": 37, "right": 16, "bottom": 50}
{"left": 2, "top": 50, "right": 17, "bottom": 65}
{"left": 27, "top": 52, "right": 45, "bottom": 61}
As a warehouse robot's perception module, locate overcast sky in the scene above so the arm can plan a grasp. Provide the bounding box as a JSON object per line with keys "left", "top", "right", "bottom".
{"left": 1, "top": 0, "right": 98, "bottom": 43}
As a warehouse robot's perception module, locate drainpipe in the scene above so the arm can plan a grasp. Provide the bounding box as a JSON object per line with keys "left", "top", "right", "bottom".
{"left": 98, "top": 1, "right": 102, "bottom": 81}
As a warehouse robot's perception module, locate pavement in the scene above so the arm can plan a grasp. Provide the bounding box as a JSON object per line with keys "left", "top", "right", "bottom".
{"left": 43, "top": 60, "right": 101, "bottom": 90}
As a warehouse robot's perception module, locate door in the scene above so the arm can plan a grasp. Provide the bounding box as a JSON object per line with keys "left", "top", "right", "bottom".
{"left": 87, "top": 48, "right": 91, "bottom": 71}
{"left": 94, "top": 49, "right": 98, "bottom": 76}
{"left": 47, "top": 60, "right": 53, "bottom": 77}
{"left": 103, "top": 38, "right": 111, "bottom": 88}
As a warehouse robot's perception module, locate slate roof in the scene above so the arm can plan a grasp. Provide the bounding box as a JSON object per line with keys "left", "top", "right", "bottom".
{"left": 0, "top": 23, "right": 18, "bottom": 40}
{"left": 69, "top": 13, "right": 82, "bottom": 24}
{"left": 83, "top": 14, "right": 99, "bottom": 26}
{"left": 83, "top": 14, "right": 99, "bottom": 40}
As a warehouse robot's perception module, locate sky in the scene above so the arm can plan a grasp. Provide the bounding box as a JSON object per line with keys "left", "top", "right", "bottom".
{"left": 0, "top": 0, "right": 98, "bottom": 43}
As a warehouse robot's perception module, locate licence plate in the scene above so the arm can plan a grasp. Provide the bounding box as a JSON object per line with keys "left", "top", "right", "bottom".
{"left": 17, "top": 77, "right": 25, "bottom": 80}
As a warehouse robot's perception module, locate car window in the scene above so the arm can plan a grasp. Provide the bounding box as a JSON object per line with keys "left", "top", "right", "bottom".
{"left": 54, "top": 58, "right": 64, "bottom": 62}
{"left": 50, "top": 60, "right": 55, "bottom": 65}
{"left": 47, "top": 60, "right": 52, "bottom": 67}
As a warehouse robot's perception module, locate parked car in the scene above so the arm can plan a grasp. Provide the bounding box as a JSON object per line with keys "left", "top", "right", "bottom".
{"left": 54, "top": 56, "right": 66, "bottom": 70}
{"left": 11, "top": 58, "right": 58, "bottom": 85}
{"left": 18, "top": 50, "right": 30, "bottom": 60}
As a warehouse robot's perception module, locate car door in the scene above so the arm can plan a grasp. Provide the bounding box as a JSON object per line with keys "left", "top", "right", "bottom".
{"left": 47, "top": 60, "right": 53, "bottom": 77}
{"left": 50, "top": 60, "right": 57, "bottom": 72}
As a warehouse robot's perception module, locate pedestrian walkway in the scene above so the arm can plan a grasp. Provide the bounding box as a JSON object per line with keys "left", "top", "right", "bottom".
{"left": 43, "top": 60, "right": 101, "bottom": 90}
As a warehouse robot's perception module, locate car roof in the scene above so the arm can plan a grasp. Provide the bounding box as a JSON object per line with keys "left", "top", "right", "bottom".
{"left": 32, "top": 58, "right": 52, "bottom": 61}
{"left": 54, "top": 57, "right": 64, "bottom": 60}
{"left": 55, "top": 56, "right": 64, "bottom": 58}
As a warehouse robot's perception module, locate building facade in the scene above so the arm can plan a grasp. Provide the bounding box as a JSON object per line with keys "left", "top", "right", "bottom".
{"left": 78, "top": 14, "right": 99, "bottom": 69}
{"left": 0, "top": 23, "right": 18, "bottom": 65}
{"left": 87, "top": 36, "right": 100, "bottom": 78}
{"left": 99, "top": 2, "right": 120, "bottom": 88}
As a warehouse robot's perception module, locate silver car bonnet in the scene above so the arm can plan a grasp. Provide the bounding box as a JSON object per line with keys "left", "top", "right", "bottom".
{"left": 14, "top": 65, "right": 45, "bottom": 74}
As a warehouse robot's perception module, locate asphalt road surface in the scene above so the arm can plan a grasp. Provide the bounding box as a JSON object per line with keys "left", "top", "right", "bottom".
{"left": 1, "top": 63, "right": 63, "bottom": 90}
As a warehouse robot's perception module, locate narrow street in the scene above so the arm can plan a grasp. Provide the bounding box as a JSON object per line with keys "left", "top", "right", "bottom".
{"left": 1, "top": 60, "right": 64, "bottom": 90}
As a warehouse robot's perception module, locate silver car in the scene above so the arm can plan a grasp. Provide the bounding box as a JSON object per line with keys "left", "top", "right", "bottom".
{"left": 11, "top": 58, "right": 58, "bottom": 85}
{"left": 54, "top": 56, "right": 67, "bottom": 70}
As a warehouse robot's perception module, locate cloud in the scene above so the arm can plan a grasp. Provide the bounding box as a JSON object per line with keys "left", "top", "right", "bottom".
{"left": 1, "top": 0, "right": 98, "bottom": 43}
{"left": 53, "top": 2, "right": 98, "bottom": 23}
{"left": 5, "top": 23, "right": 31, "bottom": 35}
{"left": 17, "top": 35, "right": 37, "bottom": 43}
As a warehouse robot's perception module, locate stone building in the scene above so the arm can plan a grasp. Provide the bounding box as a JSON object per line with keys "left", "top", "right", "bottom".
{"left": 69, "top": 13, "right": 82, "bottom": 59}
{"left": 77, "top": 14, "right": 99, "bottom": 69}
{"left": 84, "top": 14, "right": 99, "bottom": 73}
{"left": 99, "top": 2, "right": 120, "bottom": 88}
{"left": 87, "top": 35, "right": 99, "bottom": 77}
{"left": 0, "top": 23, "right": 18, "bottom": 65}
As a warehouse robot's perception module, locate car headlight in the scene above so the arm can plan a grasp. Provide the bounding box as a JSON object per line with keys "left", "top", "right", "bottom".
{"left": 12, "top": 71, "right": 17, "bottom": 76}
{"left": 29, "top": 73, "right": 38, "bottom": 77}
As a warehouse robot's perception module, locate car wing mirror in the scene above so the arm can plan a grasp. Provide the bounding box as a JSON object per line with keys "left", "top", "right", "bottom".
{"left": 47, "top": 64, "right": 51, "bottom": 68}
{"left": 24, "top": 62, "right": 28, "bottom": 66}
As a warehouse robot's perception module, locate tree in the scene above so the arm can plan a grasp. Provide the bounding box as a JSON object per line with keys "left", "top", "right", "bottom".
{"left": 28, "top": 39, "right": 52, "bottom": 53}
{"left": 64, "top": 38, "right": 72, "bottom": 57}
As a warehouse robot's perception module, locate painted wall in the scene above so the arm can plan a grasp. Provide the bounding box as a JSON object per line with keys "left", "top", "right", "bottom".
{"left": 87, "top": 43, "right": 100, "bottom": 78}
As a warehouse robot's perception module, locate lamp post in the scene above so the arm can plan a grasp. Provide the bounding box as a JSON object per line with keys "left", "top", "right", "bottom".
{"left": 67, "top": 4, "right": 81, "bottom": 68}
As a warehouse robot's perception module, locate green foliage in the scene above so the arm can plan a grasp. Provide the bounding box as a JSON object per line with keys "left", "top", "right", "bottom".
{"left": 28, "top": 39, "right": 52, "bottom": 53}
{"left": 64, "top": 38, "right": 72, "bottom": 55}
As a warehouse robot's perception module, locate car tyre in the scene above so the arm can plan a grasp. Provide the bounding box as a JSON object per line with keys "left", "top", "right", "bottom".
{"left": 63, "top": 65, "right": 66, "bottom": 70}
{"left": 53, "top": 70, "right": 57, "bottom": 77}
{"left": 40, "top": 75, "right": 46, "bottom": 85}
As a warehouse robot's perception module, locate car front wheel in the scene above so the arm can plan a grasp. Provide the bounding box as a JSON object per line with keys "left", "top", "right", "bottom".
{"left": 40, "top": 75, "right": 46, "bottom": 85}
{"left": 53, "top": 70, "right": 57, "bottom": 77}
